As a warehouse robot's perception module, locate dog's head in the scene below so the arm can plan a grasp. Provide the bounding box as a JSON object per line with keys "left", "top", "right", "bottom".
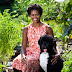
{"left": 38, "top": 35, "right": 54, "bottom": 53}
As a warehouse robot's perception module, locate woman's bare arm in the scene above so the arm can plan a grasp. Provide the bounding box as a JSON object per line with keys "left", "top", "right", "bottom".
{"left": 21, "top": 26, "right": 28, "bottom": 58}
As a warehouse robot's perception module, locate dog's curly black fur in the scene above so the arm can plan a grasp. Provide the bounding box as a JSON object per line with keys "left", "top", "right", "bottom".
{"left": 38, "top": 35, "right": 56, "bottom": 55}
{"left": 38, "top": 34, "right": 64, "bottom": 72}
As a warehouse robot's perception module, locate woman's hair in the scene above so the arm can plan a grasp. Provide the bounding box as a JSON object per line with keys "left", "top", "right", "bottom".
{"left": 27, "top": 4, "right": 43, "bottom": 16}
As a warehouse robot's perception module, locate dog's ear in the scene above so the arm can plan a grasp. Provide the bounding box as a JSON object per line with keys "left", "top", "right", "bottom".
{"left": 38, "top": 38, "right": 41, "bottom": 45}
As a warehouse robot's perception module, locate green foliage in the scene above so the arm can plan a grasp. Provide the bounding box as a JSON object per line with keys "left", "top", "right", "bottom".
{"left": 11, "top": 0, "right": 31, "bottom": 21}
{"left": 0, "top": 9, "right": 22, "bottom": 65}
{"left": 57, "top": 0, "right": 72, "bottom": 35}
{"left": 0, "top": 67, "right": 3, "bottom": 72}
{"left": 0, "top": 64, "right": 7, "bottom": 71}
{"left": 56, "top": 0, "right": 72, "bottom": 48}
{"left": 62, "top": 51, "right": 72, "bottom": 72}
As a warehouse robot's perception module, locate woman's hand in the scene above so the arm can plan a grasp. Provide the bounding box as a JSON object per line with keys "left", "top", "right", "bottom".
{"left": 21, "top": 55, "right": 27, "bottom": 64}
{"left": 51, "top": 54, "right": 60, "bottom": 64}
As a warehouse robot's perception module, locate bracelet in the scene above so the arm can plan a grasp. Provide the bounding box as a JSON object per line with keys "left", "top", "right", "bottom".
{"left": 22, "top": 54, "right": 26, "bottom": 59}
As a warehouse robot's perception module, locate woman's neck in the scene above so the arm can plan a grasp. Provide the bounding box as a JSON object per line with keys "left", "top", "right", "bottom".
{"left": 32, "top": 21, "right": 42, "bottom": 27}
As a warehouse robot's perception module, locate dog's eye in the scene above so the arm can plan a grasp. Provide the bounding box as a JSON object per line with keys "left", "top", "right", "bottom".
{"left": 43, "top": 41, "right": 44, "bottom": 43}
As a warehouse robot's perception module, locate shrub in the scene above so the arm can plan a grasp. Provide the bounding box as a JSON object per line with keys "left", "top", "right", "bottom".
{"left": 0, "top": 9, "right": 22, "bottom": 66}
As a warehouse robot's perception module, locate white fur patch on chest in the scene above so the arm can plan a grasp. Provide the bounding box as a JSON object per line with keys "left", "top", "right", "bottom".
{"left": 40, "top": 52, "right": 49, "bottom": 72}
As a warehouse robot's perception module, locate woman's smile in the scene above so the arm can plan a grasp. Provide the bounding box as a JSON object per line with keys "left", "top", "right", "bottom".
{"left": 30, "top": 10, "right": 40, "bottom": 23}
{"left": 33, "top": 19, "right": 37, "bottom": 21}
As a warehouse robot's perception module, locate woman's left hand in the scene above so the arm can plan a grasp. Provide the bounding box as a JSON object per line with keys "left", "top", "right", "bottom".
{"left": 51, "top": 54, "right": 60, "bottom": 65}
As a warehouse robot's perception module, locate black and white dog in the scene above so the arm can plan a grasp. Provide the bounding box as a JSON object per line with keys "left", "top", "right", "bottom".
{"left": 38, "top": 35, "right": 63, "bottom": 72}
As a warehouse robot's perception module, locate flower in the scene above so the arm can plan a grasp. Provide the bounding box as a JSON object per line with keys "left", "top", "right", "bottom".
{"left": 57, "top": 9, "right": 59, "bottom": 12}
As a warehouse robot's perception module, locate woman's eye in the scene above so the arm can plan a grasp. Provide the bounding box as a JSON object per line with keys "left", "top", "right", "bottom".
{"left": 31, "top": 14, "right": 34, "bottom": 16}
{"left": 31, "top": 14, "right": 40, "bottom": 16}
{"left": 36, "top": 14, "right": 40, "bottom": 16}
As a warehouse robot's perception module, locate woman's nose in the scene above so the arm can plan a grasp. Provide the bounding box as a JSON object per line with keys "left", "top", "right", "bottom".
{"left": 33, "top": 15, "right": 37, "bottom": 18}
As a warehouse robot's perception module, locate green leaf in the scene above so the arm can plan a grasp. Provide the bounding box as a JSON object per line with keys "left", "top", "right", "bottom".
{"left": 0, "top": 64, "right": 7, "bottom": 68}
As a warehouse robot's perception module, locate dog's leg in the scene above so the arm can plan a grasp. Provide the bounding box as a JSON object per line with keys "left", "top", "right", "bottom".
{"left": 56, "top": 59, "right": 64, "bottom": 72}
{"left": 39, "top": 66, "right": 45, "bottom": 72}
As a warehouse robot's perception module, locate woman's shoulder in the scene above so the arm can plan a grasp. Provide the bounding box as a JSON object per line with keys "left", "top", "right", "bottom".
{"left": 46, "top": 25, "right": 53, "bottom": 34}
{"left": 43, "top": 23, "right": 53, "bottom": 36}
{"left": 46, "top": 25, "right": 52, "bottom": 30}
{"left": 23, "top": 26, "right": 28, "bottom": 33}
{"left": 23, "top": 24, "right": 32, "bottom": 33}
{"left": 43, "top": 22, "right": 51, "bottom": 28}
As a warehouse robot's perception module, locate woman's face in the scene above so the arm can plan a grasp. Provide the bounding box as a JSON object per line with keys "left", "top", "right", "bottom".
{"left": 30, "top": 10, "right": 41, "bottom": 23}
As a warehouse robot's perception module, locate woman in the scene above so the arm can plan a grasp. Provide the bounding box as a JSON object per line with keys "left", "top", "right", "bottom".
{"left": 12, "top": 4, "right": 60, "bottom": 72}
